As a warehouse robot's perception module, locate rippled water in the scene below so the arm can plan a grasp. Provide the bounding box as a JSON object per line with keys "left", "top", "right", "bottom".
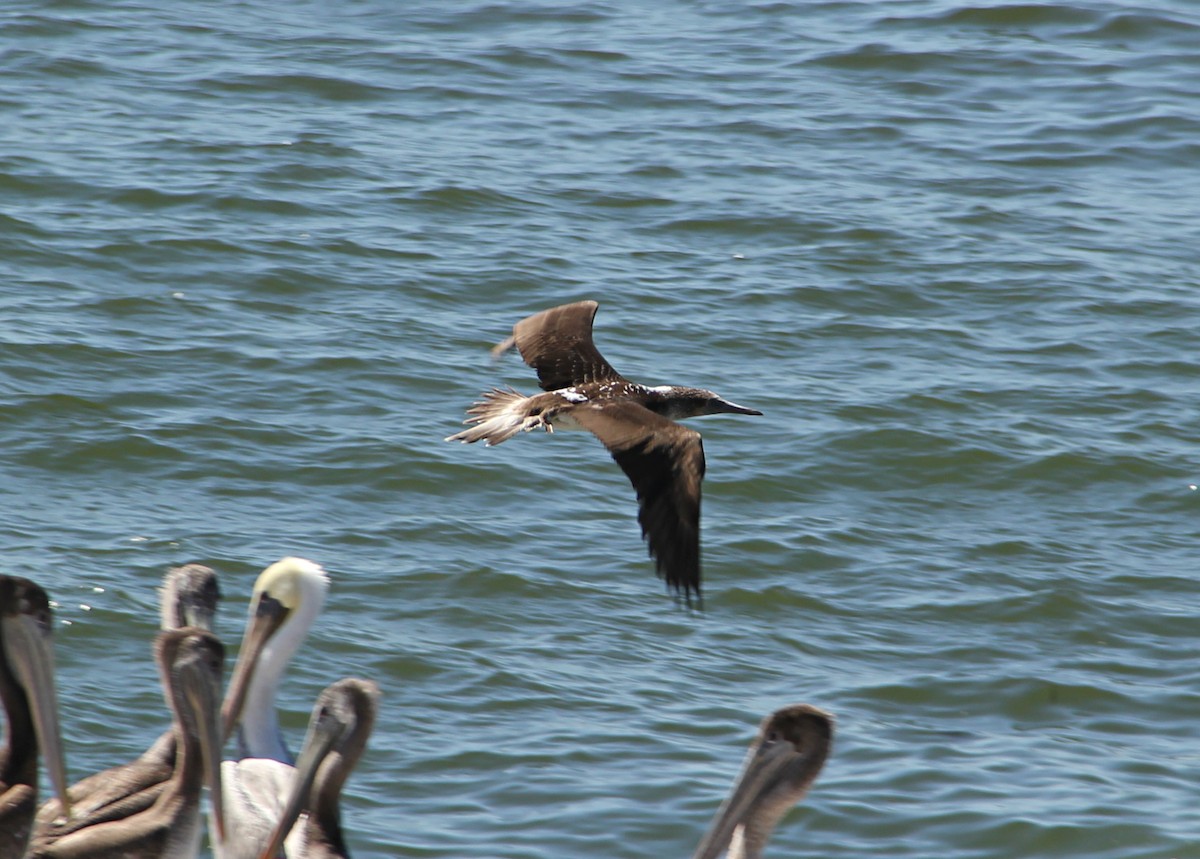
{"left": 3, "top": 1, "right": 1200, "bottom": 857}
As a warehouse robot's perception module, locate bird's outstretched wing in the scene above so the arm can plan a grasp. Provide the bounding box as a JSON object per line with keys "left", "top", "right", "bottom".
{"left": 492, "top": 300, "right": 628, "bottom": 392}
{"left": 572, "top": 401, "right": 706, "bottom": 602}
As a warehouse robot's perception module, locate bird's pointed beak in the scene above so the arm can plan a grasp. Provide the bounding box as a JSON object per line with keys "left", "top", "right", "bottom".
{"left": 254, "top": 702, "right": 347, "bottom": 859}
{"left": 3, "top": 611, "right": 72, "bottom": 819}
{"left": 690, "top": 738, "right": 796, "bottom": 859}
{"left": 182, "top": 654, "right": 227, "bottom": 845}
{"left": 220, "top": 592, "right": 288, "bottom": 741}
{"left": 711, "top": 398, "right": 763, "bottom": 416}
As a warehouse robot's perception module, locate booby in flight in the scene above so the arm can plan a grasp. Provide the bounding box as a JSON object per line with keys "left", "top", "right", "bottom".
{"left": 447, "top": 300, "right": 761, "bottom": 602}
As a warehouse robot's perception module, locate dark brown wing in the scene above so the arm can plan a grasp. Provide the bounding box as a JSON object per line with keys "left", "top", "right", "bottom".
{"left": 572, "top": 401, "right": 705, "bottom": 602}
{"left": 492, "top": 300, "right": 628, "bottom": 392}
{"left": 31, "top": 734, "right": 174, "bottom": 840}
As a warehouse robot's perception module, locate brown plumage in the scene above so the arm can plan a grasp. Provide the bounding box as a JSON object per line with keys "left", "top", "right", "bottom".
{"left": 27, "top": 627, "right": 227, "bottom": 859}
{"left": 252, "top": 678, "right": 380, "bottom": 859}
{"left": 0, "top": 575, "right": 70, "bottom": 857}
{"left": 491, "top": 300, "right": 624, "bottom": 389}
{"left": 570, "top": 401, "right": 705, "bottom": 597}
{"left": 692, "top": 704, "right": 833, "bottom": 859}
{"left": 447, "top": 300, "right": 761, "bottom": 602}
{"left": 33, "top": 564, "right": 222, "bottom": 840}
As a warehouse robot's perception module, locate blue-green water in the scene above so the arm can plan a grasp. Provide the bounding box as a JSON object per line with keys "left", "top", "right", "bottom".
{"left": 3, "top": 1, "right": 1200, "bottom": 856}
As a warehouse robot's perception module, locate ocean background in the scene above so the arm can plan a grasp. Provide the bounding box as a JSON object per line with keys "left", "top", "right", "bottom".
{"left": 3, "top": 1, "right": 1199, "bottom": 856}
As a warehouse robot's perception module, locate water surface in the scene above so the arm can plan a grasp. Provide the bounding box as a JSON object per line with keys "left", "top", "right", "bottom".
{"left": 3, "top": 1, "right": 1199, "bottom": 856}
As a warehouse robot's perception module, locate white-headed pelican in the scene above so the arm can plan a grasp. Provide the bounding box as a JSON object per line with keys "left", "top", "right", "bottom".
{"left": 34, "top": 563, "right": 222, "bottom": 836}
{"left": 221, "top": 557, "right": 328, "bottom": 761}
{"left": 214, "top": 557, "right": 327, "bottom": 859}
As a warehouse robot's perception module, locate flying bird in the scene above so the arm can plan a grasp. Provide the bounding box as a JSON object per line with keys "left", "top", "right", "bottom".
{"left": 446, "top": 300, "right": 761, "bottom": 602}
{"left": 691, "top": 704, "right": 833, "bottom": 859}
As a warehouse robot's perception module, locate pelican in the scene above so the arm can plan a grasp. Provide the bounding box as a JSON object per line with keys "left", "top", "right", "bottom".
{"left": 691, "top": 704, "right": 833, "bottom": 859}
{"left": 0, "top": 574, "right": 71, "bottom": 857}
{"left": 33, "top": 563, "right": 222, "bottom": 837}
{"left": 159, "top": 564, "right": 221, "bottom": 632}
{"left": 27, "top": 626, "right": 227, "bottom": 859}
{"left": 250, "top": 678, "right": 379, "bottom": 859}
{"left": 221, "top": 557, "right": 328, "bottom": 761}
{"left": 214, "top": 557, "right": 328, "bottom": 859}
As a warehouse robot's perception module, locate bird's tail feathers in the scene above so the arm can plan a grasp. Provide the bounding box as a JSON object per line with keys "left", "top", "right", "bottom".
{"left": 445, "top": 387, "right": 543, "bottom": 446}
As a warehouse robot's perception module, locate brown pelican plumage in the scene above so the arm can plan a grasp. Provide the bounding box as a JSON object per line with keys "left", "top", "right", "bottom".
{"left": 159, "top": 564, "right": 221, "bottom": 632}
{"left": 33, "top": 563, "right": 222, "bottom": 837}
{"left": 0, "top": 575, "right": 71, "bottom": 856}
{"left": 446, "top": 300, "right": 762, "bottom": 602}
{"left": 214, "top": 558, "right": 328, "bottom": 859}
{"left": 250, "top": 678, "right": 380, "bottom": 859}
{"left": 691, "top": 704, "right": 833, "bottom": 859}
{"left": 27, "top": 627, "right": 227, "bottom": 859}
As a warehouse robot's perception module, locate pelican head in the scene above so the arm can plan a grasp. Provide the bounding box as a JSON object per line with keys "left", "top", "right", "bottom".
{"left": 156, "top": 626, "right": 227, "bottom": 845}
{"left": 159, "top": 564, "right": 221, "bottom": 632}
{"left": 0, "top": 575, "right": 72, "bottom": 821}
{"left": 220, "top": 558, "right": 329, "bottom": 758}
{"left": 255, "top": 678, "right": 381, "bottom": 859}
{"left": 691, "top": 704, "right": 833, "bottom": 859}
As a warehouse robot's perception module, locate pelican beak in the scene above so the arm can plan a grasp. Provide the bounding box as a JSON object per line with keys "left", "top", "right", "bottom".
{"left": 690, "top": 737, "right": 797, "bottom": 859}
{"left": 254, "top": 702, "right": 347, "bottom": 859}
{"left": 182, "top": 650, "right": 227, "bottom": 845}
{"left": 3, "top": 611, "right": 72, "bottom": 819}
{"left": 220, "top": 591, "right": 288, "bottom": 740}
{"left": 710, "top": 398, "right": 763, "bottom": 416}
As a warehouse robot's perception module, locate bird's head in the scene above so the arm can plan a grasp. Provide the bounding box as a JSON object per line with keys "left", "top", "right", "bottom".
{"left": 647, "top": 386, "right": 763, "bottom": 421}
